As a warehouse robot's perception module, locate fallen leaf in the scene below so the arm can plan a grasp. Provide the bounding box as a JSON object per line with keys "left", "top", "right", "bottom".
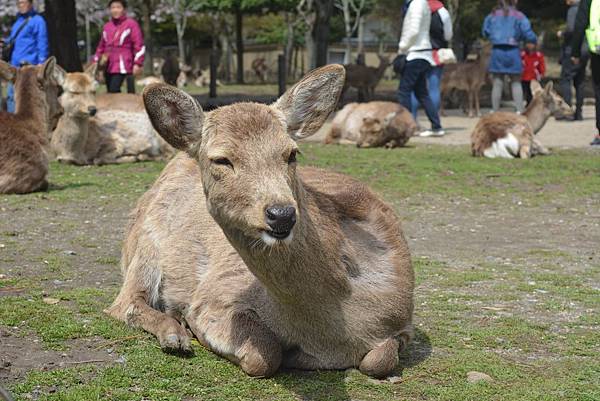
{"left": 42, "top": 297, "right": 60, "bottom": 305}
{"left": 467, "top": 371, "right": 493, "bottom": 383}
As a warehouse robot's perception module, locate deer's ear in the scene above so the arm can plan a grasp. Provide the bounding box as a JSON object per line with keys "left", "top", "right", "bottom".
{"left": 53, "top": 64, "right": 66, "bottom": 87}
{"left": 84, "top": 62, "right": 98, "bottom": 78}
{"left": 38, "top": 57, "right": 57, "bottom": 83}
{"left": 0, "top": 60, "right": 16, "bottom": 82}
{"left": 531, "top": 80, "right": 543, "bottom": 95}
{"left": 143, "top": 83, "right": 204, "bottom": 151}
{"left": 273, "top": 64, "right": 345, "bottom": 140}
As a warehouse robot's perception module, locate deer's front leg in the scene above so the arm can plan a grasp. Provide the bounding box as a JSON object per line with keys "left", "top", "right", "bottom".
{"left": 532, "top": 138, "right": 551, "bottom": 155}
{"left": 187, "top": 308, "right": 282, "bottom": 378}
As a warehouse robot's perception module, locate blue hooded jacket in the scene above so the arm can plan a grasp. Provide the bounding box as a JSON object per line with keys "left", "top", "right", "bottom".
{"left": 7, "top": 9, "right": 49, "bottom": 67}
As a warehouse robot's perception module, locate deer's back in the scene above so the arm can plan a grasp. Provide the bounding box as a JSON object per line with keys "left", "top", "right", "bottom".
{"left": 471, "top": 112, "right": 531, "bottom": 156}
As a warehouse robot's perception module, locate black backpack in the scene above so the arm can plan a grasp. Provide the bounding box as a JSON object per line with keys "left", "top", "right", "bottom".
{"left": 429, "top": 10, "right": 447, "bottom": 50}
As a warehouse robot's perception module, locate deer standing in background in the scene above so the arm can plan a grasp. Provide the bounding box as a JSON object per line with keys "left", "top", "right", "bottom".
{"left": 342, "top": 54, "right": 390, "bottom": 102}
{"left": 440, "top": 43, "right": 492, "bottom": 117}
{"left": 106, "top": 65, "right": 414, "bottom": 379}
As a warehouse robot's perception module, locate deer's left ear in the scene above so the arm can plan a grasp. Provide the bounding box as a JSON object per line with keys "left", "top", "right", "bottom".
{"left": 544, "top": 80, "right": 554, "bottom": 94}
{"left": 531, "top": 80, "right": 543, "bottom": 95}
{"left": 273, "top": 64, "right": 345, "bottom": 140}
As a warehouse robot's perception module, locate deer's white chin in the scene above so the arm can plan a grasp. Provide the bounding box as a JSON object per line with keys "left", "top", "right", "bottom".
{"left": 261, "top": 231, "right": 293, "bottom": 246}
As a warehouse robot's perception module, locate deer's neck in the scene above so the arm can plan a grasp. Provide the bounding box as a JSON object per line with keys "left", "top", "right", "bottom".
{"left": 14, "top": 77, "right": 48, "bottom": 131}
{"left": 229, "top": 188, "right": 350, "bottom": 306}
{"left": 523, "top": 96, "right": 551, "bottom": 134}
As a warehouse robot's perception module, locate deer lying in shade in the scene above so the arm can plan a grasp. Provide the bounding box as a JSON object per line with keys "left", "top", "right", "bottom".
{"left": 106, "top": 65, "right": 415, "bottom": 379}
{"left": 471, "top": 81, "right": 573, "bottom": 158}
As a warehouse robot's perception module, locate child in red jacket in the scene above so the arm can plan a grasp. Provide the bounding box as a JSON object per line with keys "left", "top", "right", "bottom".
{"left": 521, "top": 40, "right": 546, "bottom": 106}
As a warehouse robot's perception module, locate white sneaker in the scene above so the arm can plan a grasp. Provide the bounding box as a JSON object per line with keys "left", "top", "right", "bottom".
{"left": 419, "top": 129, "right": 445, "bottom": 137}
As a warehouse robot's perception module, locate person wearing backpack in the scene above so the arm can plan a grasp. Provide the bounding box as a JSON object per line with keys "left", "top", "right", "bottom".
{"left": 1, "top": 0, "right": 49, "bottom": 113}
{"left": 571, "top": 0, "right": 600, "bottom": 146}
{"left": 397, "top": 0, "right": 444, "bottom": 137}
{"left": 409, "top": 0, "right": 453, "bottom": 132}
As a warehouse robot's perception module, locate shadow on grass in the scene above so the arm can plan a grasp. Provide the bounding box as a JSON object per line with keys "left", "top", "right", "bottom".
{"left": 273, "top": 329, "right": 432, "bottom": 401}
{"left": 47, "top": 182, "right": 94, "bottom": 192}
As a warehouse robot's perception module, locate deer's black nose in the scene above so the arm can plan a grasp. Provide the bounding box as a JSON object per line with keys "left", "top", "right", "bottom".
{"left": 88, "top": 106, "right": 97, "bottom": 116}
{"left": 265, "top": 205, "right": 296, "bottom": 236}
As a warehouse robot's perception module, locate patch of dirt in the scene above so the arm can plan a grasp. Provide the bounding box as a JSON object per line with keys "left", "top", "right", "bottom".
{"left": 0, "top": 328, "right": 121, "bottom": 383}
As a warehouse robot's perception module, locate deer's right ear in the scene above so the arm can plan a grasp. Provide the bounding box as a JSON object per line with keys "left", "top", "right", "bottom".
{"left": 54, "top": 64, "right": 66, "bottom": 87}
{"left": 143, "top": 83, "right": 204, "bottom": 151}
{"left": 0, "top": 60, "right": 16, "bottom": 82}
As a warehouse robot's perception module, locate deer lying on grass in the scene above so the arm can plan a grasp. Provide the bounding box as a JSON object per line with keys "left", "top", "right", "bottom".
{"left": 0, "top": 58, "right": 63, "bottom": 194}
{"left": 106, "top": 65, "right": 414, "bottom": 378}
{"left": 51, "top": 64, "right": 173, "bottom": 165}
{"left": 342, "top": 55, "right": 389, "bottom": 102}
{"left": 440, "top": 44, "right": 492, "bottom": 118}
{"left": 471, "top": 81, "right": 572, "bottom": 158}
{"left": 325, "top": 101, "right": 417, "bottom": 148}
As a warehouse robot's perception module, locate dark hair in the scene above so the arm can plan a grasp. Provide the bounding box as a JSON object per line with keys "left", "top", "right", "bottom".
{"left": 108, "top": 0, "right": 127, "bottom": 8}
{"left": 496, "top": 0, "right": 517, "bottom": 15}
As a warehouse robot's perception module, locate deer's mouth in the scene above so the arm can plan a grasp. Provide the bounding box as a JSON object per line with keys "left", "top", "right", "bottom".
{"left": 261, "top": 229, "right": 293, "bottom": 245}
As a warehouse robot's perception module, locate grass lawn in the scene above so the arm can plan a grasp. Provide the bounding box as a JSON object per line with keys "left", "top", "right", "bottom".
{"left": 1, "top": 144, "right": 599, "bottom": 401}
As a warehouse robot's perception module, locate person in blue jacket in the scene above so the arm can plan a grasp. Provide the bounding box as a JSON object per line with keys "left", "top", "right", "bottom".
{"left": 3, "top": 0, "right": 49, "bottom": 113}
{"left": 482, "top": 0, "right": 536, "bottom": 113}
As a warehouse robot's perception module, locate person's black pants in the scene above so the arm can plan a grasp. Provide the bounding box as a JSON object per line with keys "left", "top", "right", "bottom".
{"left": 591, "top": 52, "right": 600, "bottom": 132}
{"left": 560, "top": 49, "right": 588, "bottom": 118}
{"left": 522, "top": 80, "right": 532, "bottom": 106}
{"left": 397, "top": 59, "right": 441, "bottom": 130}
{"left": 106, "top": 73, "right": 135, "bottom": 94}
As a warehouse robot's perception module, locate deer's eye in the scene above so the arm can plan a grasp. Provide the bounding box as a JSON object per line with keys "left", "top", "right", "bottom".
{"left": 212, "top": 157, "right": 233, "bottom": 168}
{"left": 288, "top": 150, "right": 300, "bottom": 164}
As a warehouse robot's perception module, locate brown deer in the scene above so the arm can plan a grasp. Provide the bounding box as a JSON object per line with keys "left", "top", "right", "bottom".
{"left": 471, "top": 81, "right": 572, "bottom": 158}
{"left": 51, "top": 65, "right": 173, "bottom": 165}
{"left": 342, "top": 54, "right": 390, "bottom": 102}
{"left": 325, "top": 101, "right": 417, "bottom": 148}
{"left": 440, "top": 43, "right": 492, "bottom": 118}
{"left": 0, "top": 58, "right": 64, "bottom": 194}
{"left": 106, "top": 65, "right": 414, "bottom": 378}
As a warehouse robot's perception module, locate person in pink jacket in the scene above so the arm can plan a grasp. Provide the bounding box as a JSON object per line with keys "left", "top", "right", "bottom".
{"left": 93, "top": 0, "right": 144, "bottom": 93}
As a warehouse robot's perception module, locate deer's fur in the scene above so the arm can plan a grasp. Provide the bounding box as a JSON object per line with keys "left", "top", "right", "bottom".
{"left": 325, "top": 101, "right": 417, "bottom": 148}
{"left": 106, "top": 65, "right": 414, "bottom": 378}
{"left": 0, "top": 58, "right": 63, "bottom": 194}
{"left": 471, "top": 81, "right": 572, "bottom": 158}
{"left": 51, "top": 65, "right": 173, "bottom": 165}
{"left": 440, "top": 44, "right": 492, "bottom": 118}
{"left": 342, "top": 55, "right": 390, "bottom": 101}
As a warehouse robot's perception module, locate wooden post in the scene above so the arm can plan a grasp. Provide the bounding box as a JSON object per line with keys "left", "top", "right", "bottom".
{"left": 235, "top": 8, "right": 244, "bottom": 84}
{"left": 278, "top": 54, "right": 286, "bottom": 97}
{"left": 210, "top": 51, "right": 218, "bottom": 98}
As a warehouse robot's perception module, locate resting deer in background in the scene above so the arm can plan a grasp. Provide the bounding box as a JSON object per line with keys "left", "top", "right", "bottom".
{"left": 440, "top": 43, "right": 492, "bottom": 118}
{"left": 0, "top": 58, "right": 63, "bottom": 194}
{"left": 342, "top": 54, "right": 390, "bottom": 102}
{"left": 106, "top": 65, "right": 414, "bottom": 378}
{"left": 471, "top": 81, "right": 572, "bottom": 158}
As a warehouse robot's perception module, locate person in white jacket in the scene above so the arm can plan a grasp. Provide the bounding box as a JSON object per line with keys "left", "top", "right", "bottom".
{"left": 397, "top": 0, "right": 444, "bottom": 136}
{"left": 410, "top": 0, "right": 453, "bottom": 134}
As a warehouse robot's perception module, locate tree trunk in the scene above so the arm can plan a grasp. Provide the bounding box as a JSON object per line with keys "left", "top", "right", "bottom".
{"left": 357, "top": 15, "right": 365, "bottom": 55}
{"left": 45, "top": 0, "right": 82, "bottom": 72}
{"left": 314, "top": 0, "right": 333, "bottom": 67}
{"left": 85, "top": 14, "right": 91, "bottom": 62}
{"left": 235, "top": 8, "right": 244, "bottom": 84}
{"left": 304, "top": 28, "right": 316, "bottom": 70}
{"left": 141, "top": 0, "right": 153, "bottom": 75}
{"left": 284, "top": 12, "right": 295, "bottom": 76}
{"left": 341, "top": 0, "right": 352, "bottom": 64}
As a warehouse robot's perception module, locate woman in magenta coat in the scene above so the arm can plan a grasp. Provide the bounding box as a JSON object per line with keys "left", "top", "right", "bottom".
{"left": 93, "top": 0, "right": 145, "bottom": 93}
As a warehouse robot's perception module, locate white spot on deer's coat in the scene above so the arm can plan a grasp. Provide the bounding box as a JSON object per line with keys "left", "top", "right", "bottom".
{"left": 483, "top": 133, "right": 519, "bottom": 158}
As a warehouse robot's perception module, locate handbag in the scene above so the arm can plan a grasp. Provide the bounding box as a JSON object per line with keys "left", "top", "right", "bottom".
{"left": 2, "top": 17, "right": 31, "bottom": 63}
{"left": 436, "top": 48, "right": 457, "bottom": 64}
{"left": 392, "top": 54, "right": 407, "bottom": 75}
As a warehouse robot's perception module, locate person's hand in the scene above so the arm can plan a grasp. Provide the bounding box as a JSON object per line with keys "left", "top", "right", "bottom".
{"left": 557, "top": 30, "right": 563, "bottom": 38}
{"left": 571, "top": 57, "right": 580, "bottom": 65}
{"left": 133, "top": 65, "right": 142, "bottom": 76}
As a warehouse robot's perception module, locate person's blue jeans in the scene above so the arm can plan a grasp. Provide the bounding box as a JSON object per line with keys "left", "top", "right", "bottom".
{"left": 398, "top": 59, "right": 441, "bottom": 130}
{"left": 7, "top": 83, "right": 15, "bottom": 113}
{"left": 410, "top": 65, "right": 443, "bottom": 119}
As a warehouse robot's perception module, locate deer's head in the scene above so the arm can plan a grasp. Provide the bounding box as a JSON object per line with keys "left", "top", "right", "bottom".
{"left": 357, "top": 111, "right": 416, "bottom": 148}
{"left": 57, "top": 63, "right": 98, "bottom": 118}
{"left": 144, "top": 64, "right": 345, "bottom": 247}
{"left": 0, "top": 57, "right": 65, "bottom": 132}
{"left": 531, "top": 80, "right": 573, "bottom": 119}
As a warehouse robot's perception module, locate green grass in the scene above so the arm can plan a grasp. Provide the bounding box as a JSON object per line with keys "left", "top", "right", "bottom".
{"left": 1, "top": 144, "right": 599, "bottom": 401}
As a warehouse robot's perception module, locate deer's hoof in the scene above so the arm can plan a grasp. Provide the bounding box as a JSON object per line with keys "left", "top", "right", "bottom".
{"left": 158, "top": 322, "right": 192, "bottom": 354}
